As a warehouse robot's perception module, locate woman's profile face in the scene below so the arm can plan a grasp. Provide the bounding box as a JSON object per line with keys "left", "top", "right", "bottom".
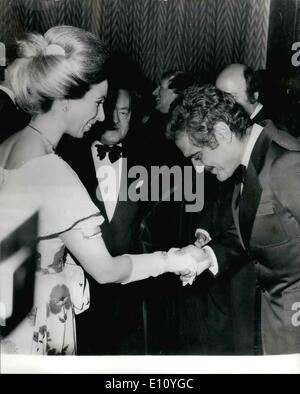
{"left": 66, "top": 79, "right": 108, "bottom": 138}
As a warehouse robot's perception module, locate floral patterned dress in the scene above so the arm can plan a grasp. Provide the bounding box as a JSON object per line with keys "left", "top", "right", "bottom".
{"left": 0, "top": 152, "right": 104, "bottom": 355}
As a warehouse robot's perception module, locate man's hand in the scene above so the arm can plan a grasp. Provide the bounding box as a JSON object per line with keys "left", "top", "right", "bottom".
{"left": 174, "top": 245, "right": 212, "bottom": 285}
{"left": 176, "top": 244, "right": 207, "bottom": 263}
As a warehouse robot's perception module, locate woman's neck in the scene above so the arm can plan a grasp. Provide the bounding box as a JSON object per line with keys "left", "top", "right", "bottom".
{"left": 30, "top": 114, "right": 64, "bottom": 150}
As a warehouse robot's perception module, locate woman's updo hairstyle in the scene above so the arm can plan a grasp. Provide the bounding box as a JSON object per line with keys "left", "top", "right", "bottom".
{"left": 8, "top": 25, "right": 108, "bottom": 115}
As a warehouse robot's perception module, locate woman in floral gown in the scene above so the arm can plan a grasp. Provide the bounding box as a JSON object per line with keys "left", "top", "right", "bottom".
{"left": 0, "top": 26, "right": 211, "bottom": 355}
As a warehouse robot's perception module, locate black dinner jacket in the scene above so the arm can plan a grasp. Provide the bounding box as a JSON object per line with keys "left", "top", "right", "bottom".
{"left": 212, "top": 121, "right": 300, "bottom": 354}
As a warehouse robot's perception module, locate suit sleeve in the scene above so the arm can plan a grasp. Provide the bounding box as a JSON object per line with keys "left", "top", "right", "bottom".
{"left": 208, "top": 221, "right": 249, "bottom": 276}
{"left": 203, "top": 178, "right": 249, "bottom": 276}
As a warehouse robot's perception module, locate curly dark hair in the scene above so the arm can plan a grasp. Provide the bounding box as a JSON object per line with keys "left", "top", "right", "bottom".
{"left": 166, "top": 84, "right": 252, "bottom": 149}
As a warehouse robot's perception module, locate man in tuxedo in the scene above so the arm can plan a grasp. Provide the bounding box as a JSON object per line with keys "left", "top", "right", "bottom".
{"left": 0, "top": 42, "right": 30, "bottom": 143}
{"left": 215, "top": 64, "right": 272, "bottom": 353}
{"left": 58, "top": 86, "right": 147, "bottom": 354}
{"left": 168, "top": 84, "right": 300, "bottom": 355}
{"left": 140, "top": 71, "right": 236, "bottom": 355}
{"left": 216, "top": 63, "right": 268, "bottom": 124}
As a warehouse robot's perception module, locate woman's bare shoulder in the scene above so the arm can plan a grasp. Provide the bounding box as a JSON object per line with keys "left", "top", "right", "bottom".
{"left": 4, "top": 131, "right": 48, "bottom": 170}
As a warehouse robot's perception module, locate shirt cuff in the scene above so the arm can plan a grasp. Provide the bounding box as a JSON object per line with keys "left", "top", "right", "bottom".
{"left": 203, "top": 246, "right": 219, "bottom": 276}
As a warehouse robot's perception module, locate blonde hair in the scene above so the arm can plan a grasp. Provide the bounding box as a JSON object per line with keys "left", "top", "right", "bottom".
{"left": 9, "top": 25, "right": 108, "bottom": 115}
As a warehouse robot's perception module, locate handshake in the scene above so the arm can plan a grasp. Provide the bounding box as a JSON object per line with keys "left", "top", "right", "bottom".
{"left": 168, "top": 229, "right": 213, "bottom": 286}
{"left": 123, "top": 229, "right": 213, "bottom": 285}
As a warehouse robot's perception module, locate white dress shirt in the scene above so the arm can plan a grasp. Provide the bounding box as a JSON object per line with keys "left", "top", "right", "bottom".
{"left": 250, "top": 103, "right": 263, "bottom": 120}
{"left": 240, "top": 123, "right": 264, "bottom": 168}
{"left": 91, "top": 141, "right": 123, "bottom": 222}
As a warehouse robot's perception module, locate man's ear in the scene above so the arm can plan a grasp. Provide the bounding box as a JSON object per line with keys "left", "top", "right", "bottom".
{"left": 214, "top": 121, "right": 232, "bottom": 144}
{"left": 254, "top": 91, "right": 259, "bottom": 101}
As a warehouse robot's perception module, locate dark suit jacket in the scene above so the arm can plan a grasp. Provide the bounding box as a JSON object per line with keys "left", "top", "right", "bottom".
{"left": 0, "top": 89, "right": 30, "bottom": 143}
{"left": 213, "top": 121, "right": 300, "bottom": 354}
{"left": 209, "top": 108, "right": 273, "bottom": 355}
{"left": 57, "top": 132, "right": 147, "bottom": 354}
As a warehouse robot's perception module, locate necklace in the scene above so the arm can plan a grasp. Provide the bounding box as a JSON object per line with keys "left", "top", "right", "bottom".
{"left": 28, "top": 124, "right": 55, "bottom": 153}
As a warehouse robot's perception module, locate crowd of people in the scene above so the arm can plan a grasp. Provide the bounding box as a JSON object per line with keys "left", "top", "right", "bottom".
{"left": 0, "top": 24, "right": 299, "bottom": 356}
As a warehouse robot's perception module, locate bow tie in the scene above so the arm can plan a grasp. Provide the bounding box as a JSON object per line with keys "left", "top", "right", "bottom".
{"left": 234, "top": 164, "right": 247, "bottom": 184}
{"left": 95, "top": 144, "right": 123, "bottom": 163}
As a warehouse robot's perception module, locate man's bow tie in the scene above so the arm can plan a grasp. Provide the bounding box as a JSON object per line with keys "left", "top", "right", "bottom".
{"left": 234, "top": 164, "right": 247, "bottom": 184}
{"left": 95, "top": 144, "right": 123, "bottom": 163}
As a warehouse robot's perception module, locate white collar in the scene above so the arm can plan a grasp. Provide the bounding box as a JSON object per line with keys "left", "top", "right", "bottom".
{"left": 250, "top": 103, "right": 263, "bottom": 120}
{"left": 241, "top": 123, "right": 264, "bottom": 168}
{"left": 0, "top": 85, "right": 15, "bottom": 104}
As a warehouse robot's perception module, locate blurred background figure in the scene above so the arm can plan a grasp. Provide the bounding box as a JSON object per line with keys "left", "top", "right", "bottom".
{"left": 216, "top": 63, "right": 268, "bottom": 123}
{"left": 0, "top": 41, "right": 30, "bottom": 143}
{"left": 142, "top": 70, "right": 196, "bottom": 167}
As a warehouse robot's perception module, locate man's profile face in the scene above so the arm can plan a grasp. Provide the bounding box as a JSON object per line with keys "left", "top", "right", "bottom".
{"left": 175, "top": 124, "right": 243, "bottom": 182}
{"left": 101, "top": 89, "right": 131, "bottom": 145}
{"left": 153, "top": 77, "right": 178, "bottom": 114}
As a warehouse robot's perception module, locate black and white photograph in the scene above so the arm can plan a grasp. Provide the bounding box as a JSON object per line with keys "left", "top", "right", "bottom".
{"left": 0, "top": 0, "right": 300, "bottom": 375}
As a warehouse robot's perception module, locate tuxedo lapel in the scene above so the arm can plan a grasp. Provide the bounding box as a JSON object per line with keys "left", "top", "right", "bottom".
{"left": 238, "top": 161, "right": 262, "bottom": 249}
{"left": 252, "top": 107, "right": 268, "bottom": 124}
{"left": 112, "top": 154, "right": 140, "bottom": 220}
{"left": 231, "top": 183, "right": 246, "bottom": 250}
{"left": 237, "top": 126, "right": 273, "bottom": 249}
{"left": 93, "top": 184, "right": 109, "bottom": 222}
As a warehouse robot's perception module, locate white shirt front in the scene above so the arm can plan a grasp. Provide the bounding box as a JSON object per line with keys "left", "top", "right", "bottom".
{"left": 239, "top": 123, "right": 263, "bottom": 193}
{"left": 241, "top": 123, "right": 264, "bottom": 168}
{"left": 91, "top": 141, "right": 123, "bottom": 222}
{"left": 250, "top": 103, "right": 263, "bottom": 120}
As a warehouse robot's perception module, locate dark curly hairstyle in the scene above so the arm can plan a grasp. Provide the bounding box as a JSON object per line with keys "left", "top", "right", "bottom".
{"left": 166, "top": 84, "right": 252, "bottom": 149}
